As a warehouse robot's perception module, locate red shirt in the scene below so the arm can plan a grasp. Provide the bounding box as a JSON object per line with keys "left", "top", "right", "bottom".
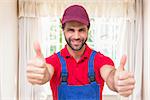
{"left": 46, "top": 44, "right": 114, "bottom": 100}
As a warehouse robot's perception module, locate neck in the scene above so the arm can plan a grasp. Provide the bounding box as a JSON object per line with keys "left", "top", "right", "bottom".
{"left": 67, "top": 45, "right": 85, "bottom": 61}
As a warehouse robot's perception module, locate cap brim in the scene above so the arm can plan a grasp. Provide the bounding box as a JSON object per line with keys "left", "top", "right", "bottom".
{"left": 62, "top": 17, "right": 89, "bottom": 26}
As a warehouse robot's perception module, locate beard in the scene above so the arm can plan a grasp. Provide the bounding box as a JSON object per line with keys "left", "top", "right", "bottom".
{"left": 65, "top": 37, "right": 87, "bottom": 51}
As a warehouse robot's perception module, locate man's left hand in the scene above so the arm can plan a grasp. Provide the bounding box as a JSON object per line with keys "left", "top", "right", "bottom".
{"left": 114, "top": 55, "right": 135, "bottom": 97}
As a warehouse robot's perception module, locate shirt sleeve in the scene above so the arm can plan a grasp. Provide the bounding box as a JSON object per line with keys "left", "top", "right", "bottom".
{"left": 45, "top": 53, "right": 59, "bottom": 71}
{"left": 94, "top": 52, "right": 115, "bottom": 89}
{"left": 95, "top": 52, "right": 115, "bottom": 70}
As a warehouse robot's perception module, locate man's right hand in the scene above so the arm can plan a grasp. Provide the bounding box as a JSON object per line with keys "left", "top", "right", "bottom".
{"left": 27, "top": 42, "right": 54, "bottom": 85}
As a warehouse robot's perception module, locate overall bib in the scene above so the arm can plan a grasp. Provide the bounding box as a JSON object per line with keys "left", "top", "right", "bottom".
{"left": 57, "top": 51, "right": 100, "bottom": 100}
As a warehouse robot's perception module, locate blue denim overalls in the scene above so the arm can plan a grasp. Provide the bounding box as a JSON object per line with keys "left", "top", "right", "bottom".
{"left": 57, "top": 51, "right": 100, "bottom": 100}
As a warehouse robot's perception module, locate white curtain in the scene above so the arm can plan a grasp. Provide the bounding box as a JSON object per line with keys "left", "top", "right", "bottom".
{"left": 19, "top": 18, "right": 37, "bottom": 100}
{"left": 131, "top": 0, "right": 143, "bottom": 100}
{"left": 117, "top": 0, "right": 143, "bottom": 100}
{"left": 18, "top": 17, "right": 51, "bottom": 100}
{"left": 19, "top": 0, "right": 132, "bottom": 17}
{"left": 18, "top": 0, "right": 143, "bottom": 100}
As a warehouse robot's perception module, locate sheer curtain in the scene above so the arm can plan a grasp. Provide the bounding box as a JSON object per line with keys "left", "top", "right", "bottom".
{"left": 19, "top": 18, "right": 40, "bottom": 100}
{"left": 19, "top": 17, "right": 53, "bottom": 100}
{"left": 18, "top": 0, "right": 142, "bottom": 100}
{"left": 131, "top": 1, "right": 143, "bottom": 100}
{"left": 117, "top": 0, "right": 143, "bottom": 100}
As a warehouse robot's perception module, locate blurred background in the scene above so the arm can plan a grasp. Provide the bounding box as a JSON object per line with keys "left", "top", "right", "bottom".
{"left": 0, "top": 0, "right": 149, "bottom": 100}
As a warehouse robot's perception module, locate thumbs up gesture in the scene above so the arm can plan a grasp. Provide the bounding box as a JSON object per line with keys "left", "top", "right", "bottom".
{"left": 27, "top": 42, "right": 53, "bottom": 85}
{"left": 114, "top": 55, "right": 135, "bottom": 97}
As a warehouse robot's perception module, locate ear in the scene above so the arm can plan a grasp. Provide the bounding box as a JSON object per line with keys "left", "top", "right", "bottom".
{"left": 60, "top": 18, "right": 64, "bottom": 29}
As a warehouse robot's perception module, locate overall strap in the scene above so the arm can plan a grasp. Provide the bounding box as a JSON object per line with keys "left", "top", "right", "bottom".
{"left": 88, "top": 50, "right": 97, "bottom": 82}
{"left": 57, "top": 52, "right": 68, "bottom": 83}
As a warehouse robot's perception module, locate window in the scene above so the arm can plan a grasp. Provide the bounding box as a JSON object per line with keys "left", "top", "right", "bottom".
{"left": 41, "top": 16, "right": 129, "bottom": 66}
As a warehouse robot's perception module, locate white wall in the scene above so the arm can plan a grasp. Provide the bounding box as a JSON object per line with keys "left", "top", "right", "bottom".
{"left": 0, "top": 0, "right": 18, "bottom": 99}
{"left": 143, "top": 0, "right": 150, "bottom": 99}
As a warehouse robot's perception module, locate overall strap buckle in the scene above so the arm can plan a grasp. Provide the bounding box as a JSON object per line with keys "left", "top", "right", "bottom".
{"left": 89, "top": 75, "right": 95, "bottom": 82}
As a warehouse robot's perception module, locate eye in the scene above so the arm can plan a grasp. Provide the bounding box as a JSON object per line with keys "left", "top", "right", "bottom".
{"left": 67, "top": 28, "right": 74, "bottom": 32}
{"left": 79, "top": 28, "right": 86, "bottom": 32}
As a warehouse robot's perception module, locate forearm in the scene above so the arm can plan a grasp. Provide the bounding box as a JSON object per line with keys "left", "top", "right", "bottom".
{"left": 46, "top": 63, "right": 54, "bottom": 81}
{"left": 100, "top": 65, "right": 117, "bottom": 92}
{"left": 106, "top": 69, "right": 117, "bottom": 92}
{"left": 100, "top": 56, "right": 135, "bottom": 97}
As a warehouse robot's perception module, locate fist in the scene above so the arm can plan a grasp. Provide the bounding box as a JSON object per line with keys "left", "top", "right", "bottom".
{"left": 114, "top": 55, "right": 135, "bottom": 97}
{"left": 26, "top": 42, "right": 50, "bottom": 85}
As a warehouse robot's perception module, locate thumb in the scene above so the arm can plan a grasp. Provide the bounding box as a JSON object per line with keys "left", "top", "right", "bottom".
{"left": 118, "top": 55, "right": 127, "bottom": 71}
{"left": 34, "top": 41, "right": 43, "bottom": 58}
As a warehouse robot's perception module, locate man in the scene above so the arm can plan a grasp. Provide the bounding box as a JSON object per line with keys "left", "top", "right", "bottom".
{"left": 27, "top": 5, "right": 135, "bottom": 100}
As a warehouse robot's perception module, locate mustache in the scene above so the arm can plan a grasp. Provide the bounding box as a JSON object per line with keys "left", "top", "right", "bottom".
{"left": 69, "top": 38, "right": 84, "bottom": 43}
{"left": 71, "top": 38, "right": 82, "bottom": 41}
{"left": 65, "top": 37, "right": 87, "bottom": 51}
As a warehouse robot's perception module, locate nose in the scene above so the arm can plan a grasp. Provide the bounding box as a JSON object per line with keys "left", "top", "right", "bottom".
{"left": 74, "top": 31, "right": 80, "bottom": 39}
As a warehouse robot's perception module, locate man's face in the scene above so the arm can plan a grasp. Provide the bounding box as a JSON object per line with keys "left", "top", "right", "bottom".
{"left": 63, "top": 21, "right": 88, "bottom": 51}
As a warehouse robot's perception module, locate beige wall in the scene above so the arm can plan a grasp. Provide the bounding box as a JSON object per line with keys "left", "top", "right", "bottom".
{"left": 143, "top": 0, "right": 150, "bottom": 99}
{"left": 103, "top": 95, "right": 117, "bottom": 100}
{"left": 0, "top": 0, "right": 18, "bottom": 99}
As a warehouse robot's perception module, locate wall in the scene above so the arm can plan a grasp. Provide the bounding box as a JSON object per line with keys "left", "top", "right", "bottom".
{"left": 143, "top": 0, "right": 150, "bottom": 99}
{"left": 0, "top": 0, "right": 18, "bottom": 99}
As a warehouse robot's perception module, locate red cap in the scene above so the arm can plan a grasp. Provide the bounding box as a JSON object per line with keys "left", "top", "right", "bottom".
{"left": 61, "top": 5, "right": 90, "bottom": 27}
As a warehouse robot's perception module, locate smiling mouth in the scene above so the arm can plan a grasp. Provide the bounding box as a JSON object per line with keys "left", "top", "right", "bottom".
{"left": 71, "top": 40, "right": 82, "bottom": 45}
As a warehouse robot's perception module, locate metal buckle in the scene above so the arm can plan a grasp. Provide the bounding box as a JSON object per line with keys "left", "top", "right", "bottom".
{"left": 62, "top": 76, "right": 67, "bottom": 82}
{"left": 89, "top": 76, "right": 95, "bottom": 82}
